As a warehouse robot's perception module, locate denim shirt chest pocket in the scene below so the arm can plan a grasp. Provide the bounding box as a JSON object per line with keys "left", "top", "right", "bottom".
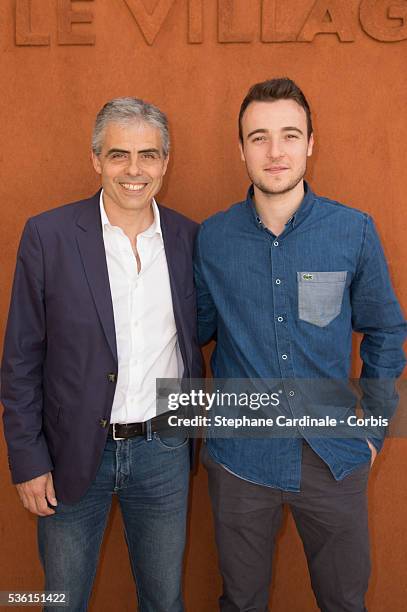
{"left": 297, "top": 271, "right": 347, "bottom": 327}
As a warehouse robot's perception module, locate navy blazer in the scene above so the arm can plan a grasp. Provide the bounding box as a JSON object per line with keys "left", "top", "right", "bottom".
{"left": 1, "top": 192, "right": 203, "bottom": 503}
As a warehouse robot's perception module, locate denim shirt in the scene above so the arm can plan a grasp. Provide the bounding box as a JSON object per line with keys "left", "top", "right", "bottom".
{"left": 194, "top": 183, "right": 406, "bottom": 491}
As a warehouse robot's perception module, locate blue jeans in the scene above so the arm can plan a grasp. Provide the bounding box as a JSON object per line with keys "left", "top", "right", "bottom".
{"left": 37, "top": 432, "right": 190, "bottom": 612}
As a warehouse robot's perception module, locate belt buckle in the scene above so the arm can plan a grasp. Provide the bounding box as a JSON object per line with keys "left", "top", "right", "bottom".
{"left": 112, "top": 423, "right": 126, "bottom": 440}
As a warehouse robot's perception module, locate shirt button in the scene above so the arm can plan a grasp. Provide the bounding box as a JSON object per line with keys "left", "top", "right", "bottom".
{"left": 273, "top": 241, "right": 279, "bottom": 247}
{"left": 277, "top": 316, "right": 283, "bottom": 322}
{"left": 281, "top": 354, "right": 288, "bottom": 360}
{"left": 134, "top": 321, "right": 139, "bottom": 328}
{"left": 289, "top": 391, "right": 295, "bottom": 397}
{"left": 275, "top": 279, "right": 281, "bottom": 285}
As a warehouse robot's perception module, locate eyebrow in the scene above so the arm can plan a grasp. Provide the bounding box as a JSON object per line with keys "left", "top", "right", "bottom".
{"left": 247, "top": 129, "right": 268, "bottom": 139}
{"left": 282, "top": 127, "right": 304, "bottom": 135}
{"left": 105, "top": 147, "right": 161, "bottom": 156}
{"left": 247, "top": 126, "right": 304, "bottom": 138}
{"left": 138, "top": 148, "right": 161, "bottom": 155}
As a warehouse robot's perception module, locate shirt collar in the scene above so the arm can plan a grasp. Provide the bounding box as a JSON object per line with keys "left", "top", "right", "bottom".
{"left": 247, "top": 180, "right": 315, "bottom": 230}
{"left": 99, "top": 189, "right": 162, "bottom": 238}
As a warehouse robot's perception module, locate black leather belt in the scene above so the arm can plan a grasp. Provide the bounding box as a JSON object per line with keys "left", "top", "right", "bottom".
{"left": 108, "top": 412, "right": 172, "bottom": 440}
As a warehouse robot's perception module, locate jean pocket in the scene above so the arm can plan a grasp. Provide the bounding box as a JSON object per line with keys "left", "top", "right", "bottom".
{"left": 298, "top": 271, "right": 347, "bottom": 327}
{"left": 154, "top": 432, "right": 189, "bottom": 450}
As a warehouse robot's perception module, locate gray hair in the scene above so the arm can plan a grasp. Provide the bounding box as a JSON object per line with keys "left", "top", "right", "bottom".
{"left": 92, "top": 97, "right": 170, "bottom": 157}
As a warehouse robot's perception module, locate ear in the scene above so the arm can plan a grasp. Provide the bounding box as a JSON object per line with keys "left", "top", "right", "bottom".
{"left": 239, "top": 141, "right": 246, "bottom": 162}
{"left": 91, "top": 151, "right": 102, "bottom": 175}
{"left": 162, "top": 153, "right": 170, "bottom": 176}
{"left": 307, "top": 133, "right": 314, "bottom": 157}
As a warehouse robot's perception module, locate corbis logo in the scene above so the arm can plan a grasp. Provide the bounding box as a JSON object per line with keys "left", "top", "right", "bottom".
{"left": 12, "top": 0, "right": 407, "bottom": 47}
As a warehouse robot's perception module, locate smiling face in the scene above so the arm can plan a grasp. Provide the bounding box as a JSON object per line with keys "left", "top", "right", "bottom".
{"left": 239, "top": 99, "right": 314, "bottom": 197}
{"left": 91, "top": 120, "right": 169, "bottom": 215}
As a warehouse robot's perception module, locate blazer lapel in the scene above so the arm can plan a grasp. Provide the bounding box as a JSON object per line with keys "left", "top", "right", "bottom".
{"left": 75, "top": 192, "right": 118, "bottom": 362}
{"left": 160, "top": 207, "right": 191, "bottom": 372}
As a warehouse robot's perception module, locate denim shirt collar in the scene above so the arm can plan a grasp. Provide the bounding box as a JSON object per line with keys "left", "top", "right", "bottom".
{"left": 246, "top": 180, "right": 315, "bottom": 231}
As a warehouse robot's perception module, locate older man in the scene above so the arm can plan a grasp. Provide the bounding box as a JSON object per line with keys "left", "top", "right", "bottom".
{"left": 2, "top": 97, "right": 202, "bottom": 611}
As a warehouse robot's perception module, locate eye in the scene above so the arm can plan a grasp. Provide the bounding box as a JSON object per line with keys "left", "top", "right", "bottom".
{"left": 141, "top": 152, "right": 160, "bottom": 161}
{"left": 252, "top": 135, "right": 266, "bottom": 143}
{"left": 286, "top": 134, "right": 299, "bottom": 140}
{"left": 110, "top": 152, "right": 127, "bottom": 159}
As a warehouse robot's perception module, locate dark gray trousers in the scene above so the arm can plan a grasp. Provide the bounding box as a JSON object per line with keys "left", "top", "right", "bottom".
{"left": 202, "top": 442, "right": 370, "bottom": 612}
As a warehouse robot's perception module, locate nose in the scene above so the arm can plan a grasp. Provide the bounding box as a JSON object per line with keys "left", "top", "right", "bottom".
{"left": 266, "top": 138, "right": 283, "bottom": 159}
{"left": 126, "top": 154, "right": 142, "bottom": 176}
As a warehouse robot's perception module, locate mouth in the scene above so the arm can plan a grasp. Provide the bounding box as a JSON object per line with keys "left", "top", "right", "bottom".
{"left": 119, "top": 182, "right": 149, "bottom": 193}
{"left": 264, "top": 166, "right": 289, "bottom": 175}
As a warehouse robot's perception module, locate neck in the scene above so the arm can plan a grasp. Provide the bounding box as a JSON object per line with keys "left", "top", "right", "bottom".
{"left": 253, "top": 180, "right": 305, "bottom": 236}
{"left": 103, "top": 197, "right": 155, "bottom": 246}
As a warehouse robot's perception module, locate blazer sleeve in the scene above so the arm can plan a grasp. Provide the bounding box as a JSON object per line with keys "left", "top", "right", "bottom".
{"left": 1, "top": 219, "right": 53, "bottom": 483}
{"left": 193, "top": 223, "right": 218, "bottom": 345}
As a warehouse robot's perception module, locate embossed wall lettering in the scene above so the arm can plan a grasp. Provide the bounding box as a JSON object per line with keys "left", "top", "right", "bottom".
{"left": 57, "top": 0, "right": 95, "bottom": 45}
{"left": 188, "top": 0, "right": 203, "bottom": 43}
{"left": 359, "top": 0, "right": 407, "bottom": 41}
{"left": 16, "top": 0, "right": 95, "bottom": 47}
{"left": 218, "top": 0, "right": 254, "bottom": 43}
{"left": 124, "top": 0, "right": 176, "bottom": 45}
{"left": 298, "top": 0, "right": 355, "bottom": 42}
{"left": 11, "top": 0, "right": 407, "bottom": 47}
{"left": 15, "top": 0, "right": 50, "bottom": 45}
{"left": 261, "top": 0, "right": 298, "bottom": 43}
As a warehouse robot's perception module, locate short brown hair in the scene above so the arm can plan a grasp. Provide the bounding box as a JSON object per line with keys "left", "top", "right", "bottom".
{"left": 238, "top": 78, "right": 313, "bottom": 142}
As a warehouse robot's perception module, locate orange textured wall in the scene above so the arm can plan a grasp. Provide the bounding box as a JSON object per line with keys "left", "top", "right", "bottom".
{"left": 1, "top": 1, "right": 406, "bottom": 610}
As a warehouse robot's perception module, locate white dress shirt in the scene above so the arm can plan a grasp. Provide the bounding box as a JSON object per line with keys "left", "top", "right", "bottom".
{"left": 100, "top": 192, "right": 181, "bottom": 423}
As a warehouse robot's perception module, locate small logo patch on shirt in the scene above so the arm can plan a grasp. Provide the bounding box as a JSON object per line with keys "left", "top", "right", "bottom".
{"left": 302, "top": 273, "right": 313, "bottom": 281}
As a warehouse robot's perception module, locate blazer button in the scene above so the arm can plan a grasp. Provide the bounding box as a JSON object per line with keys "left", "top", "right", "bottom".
{"left": 107, "top": 373, "right": 117, "bottom": 383}
{"left": 99, "top": 418, "right": 108, "bottom": 428}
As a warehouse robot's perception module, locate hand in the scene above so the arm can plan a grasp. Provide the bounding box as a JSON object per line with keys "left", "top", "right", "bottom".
{"left": 366, "top": 439, "right": 377, "bottom": 467}
{"left": 16, "top": 472, "right": 57, "bottom": 516}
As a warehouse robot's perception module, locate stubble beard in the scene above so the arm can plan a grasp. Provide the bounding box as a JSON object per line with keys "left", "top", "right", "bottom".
{"left": 248, "top": 164, "right": 307, "bottom": 197}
